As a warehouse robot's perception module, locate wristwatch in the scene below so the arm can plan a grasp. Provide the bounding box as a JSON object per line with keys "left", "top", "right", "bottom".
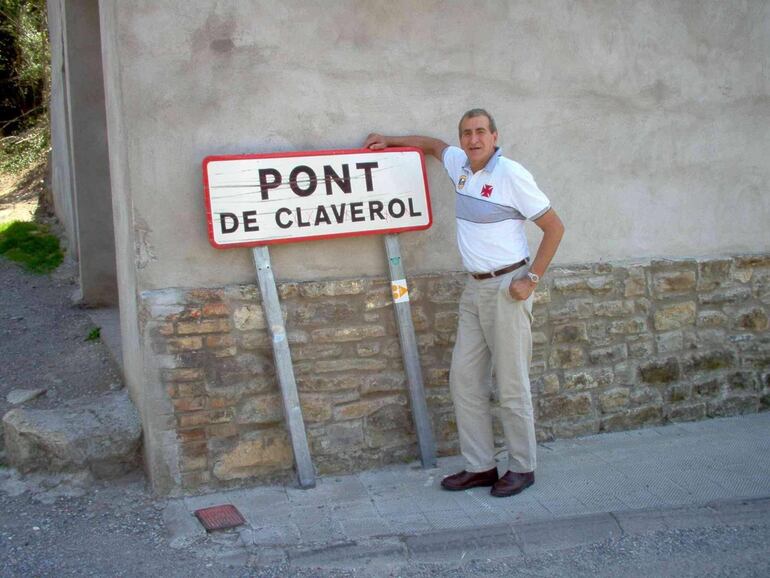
{"left": 527, "top": 272, "right": 540, "bottom": 284}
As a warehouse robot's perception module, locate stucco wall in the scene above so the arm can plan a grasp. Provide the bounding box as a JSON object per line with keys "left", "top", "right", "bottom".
{"left": 104, "top": 0, "right": 770, "bottom": 290}
{"left": 47, "top": 0, "right": 117, "bottom": 305}
{"left": 62, "top": 0, "right": 117, "bottom": 305}
{"left": 47, "top": 0, "right": 76, "bottom": 257}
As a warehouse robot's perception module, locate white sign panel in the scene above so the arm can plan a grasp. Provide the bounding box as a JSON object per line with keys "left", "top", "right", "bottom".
{"left": 203, "top": 148, "right": 432, "bottom": 248}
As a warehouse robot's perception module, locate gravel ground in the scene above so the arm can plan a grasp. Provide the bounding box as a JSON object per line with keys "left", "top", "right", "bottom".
{"left": 0, "top": 254, "right": 363, "bottom": 576}
{"left": 0, "top": 469, "right": 357, "bottom": 577}
{"left": 1, "top": 466, "right": 767, "bottom": 578}
{"left": 0, "top": 257, "right": 121, "bottom": 434}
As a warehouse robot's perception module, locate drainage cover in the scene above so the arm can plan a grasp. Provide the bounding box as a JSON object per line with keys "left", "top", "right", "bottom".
{"left": 194, "top": 504, "right": 246, "bottom": 532}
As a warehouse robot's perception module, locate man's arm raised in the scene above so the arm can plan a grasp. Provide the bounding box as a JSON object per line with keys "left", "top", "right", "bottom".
{"left": 363, "top": 133, "right": 449, "bottom": 161}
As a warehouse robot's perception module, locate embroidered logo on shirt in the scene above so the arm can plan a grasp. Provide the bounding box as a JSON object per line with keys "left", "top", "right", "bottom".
{"left": 480, "top": 184, "right": 493, "bottom": 198}
{"left": 458, "top": 175, "right": 467, "bottom": 190}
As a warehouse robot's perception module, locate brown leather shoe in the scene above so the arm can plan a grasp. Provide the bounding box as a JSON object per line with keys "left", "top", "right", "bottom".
{"left": 490, "top": 471, "right": 535, "bottom": 497}
{"left": 440, "top": 467, "right": 499, "bottom": 491}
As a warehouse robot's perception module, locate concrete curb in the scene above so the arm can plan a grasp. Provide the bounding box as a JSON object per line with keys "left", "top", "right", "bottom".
{"left": 283, "top": 496, "right": 770, "bottom": 569}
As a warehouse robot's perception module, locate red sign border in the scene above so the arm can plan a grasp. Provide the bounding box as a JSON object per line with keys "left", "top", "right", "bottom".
{"left": 202, "top": 147, "right": 432, "bottom": 249}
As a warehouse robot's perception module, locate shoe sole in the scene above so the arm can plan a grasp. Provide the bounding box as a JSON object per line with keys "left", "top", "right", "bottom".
{"left": 440, "top": 479, "right": 498, "bottom": 491}
{"left": 490, "top": 480, "right": 534, "bottom": 497}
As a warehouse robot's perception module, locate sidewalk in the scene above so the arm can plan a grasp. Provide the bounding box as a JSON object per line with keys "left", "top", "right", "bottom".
{"left": 164, "top": 412, "right": 770, "bottom": 568}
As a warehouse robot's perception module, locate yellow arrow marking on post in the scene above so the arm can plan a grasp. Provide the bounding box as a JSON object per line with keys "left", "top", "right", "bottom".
{"left": 391, "top": 279, "right": 409, "bottom": 303}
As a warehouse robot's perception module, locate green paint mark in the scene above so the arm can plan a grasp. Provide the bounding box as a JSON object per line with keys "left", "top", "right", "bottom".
{"left": 390, "top": 257, "right": 401, "bottom": 266}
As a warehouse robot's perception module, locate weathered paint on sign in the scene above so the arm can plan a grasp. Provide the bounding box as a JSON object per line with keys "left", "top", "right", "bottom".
{"left": 203, "top": 148, "right": 431, "bottom": 248}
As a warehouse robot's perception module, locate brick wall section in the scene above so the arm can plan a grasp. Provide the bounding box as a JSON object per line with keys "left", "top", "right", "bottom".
{"left": 143, "top": 254, "right": 770, "bottom": 491}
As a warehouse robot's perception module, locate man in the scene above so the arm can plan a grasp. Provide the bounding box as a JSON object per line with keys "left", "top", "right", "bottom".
{"left": 364, "top": 109, "right": 564, "bottom": 497}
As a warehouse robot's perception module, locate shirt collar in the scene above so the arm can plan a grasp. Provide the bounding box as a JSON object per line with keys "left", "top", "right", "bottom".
{"left": 463, "top": 147, "right": 502, "bottom": 173}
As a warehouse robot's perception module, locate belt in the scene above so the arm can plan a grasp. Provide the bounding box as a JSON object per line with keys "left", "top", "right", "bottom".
{"left": 471, "top": 258, "right": 528, "bottom": 280}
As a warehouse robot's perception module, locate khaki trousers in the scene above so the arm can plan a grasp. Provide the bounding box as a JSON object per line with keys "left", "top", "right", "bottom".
{"left": 449, "top": 266, "right": 537, "bottom": 473}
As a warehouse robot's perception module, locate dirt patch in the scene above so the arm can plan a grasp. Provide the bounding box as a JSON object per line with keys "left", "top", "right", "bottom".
{"left": 0, "top": 258, "right": 122, "bottom": 429}
{"left": 0, "top": 160, "right": 49, "bottom": 224}
{"left": 0, "top": 159, "right": 121, "bottom": 451}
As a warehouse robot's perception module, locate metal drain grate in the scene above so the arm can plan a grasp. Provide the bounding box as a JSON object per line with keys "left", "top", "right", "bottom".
{"left": 194, "top": 504, "right": 246, "bottom": 532}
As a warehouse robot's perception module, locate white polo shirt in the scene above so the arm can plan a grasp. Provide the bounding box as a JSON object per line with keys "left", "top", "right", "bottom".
{"left": 442, "top": 146, "right": 551, "bottom": 274}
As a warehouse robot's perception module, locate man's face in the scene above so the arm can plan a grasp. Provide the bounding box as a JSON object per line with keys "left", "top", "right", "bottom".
{"left": 459, "top": 115, "right": 498, "bottom": 171}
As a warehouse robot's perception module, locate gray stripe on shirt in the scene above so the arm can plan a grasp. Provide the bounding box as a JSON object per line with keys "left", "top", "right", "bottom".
{"left": 455, "top": 192, "right": 525, "bottom": 223}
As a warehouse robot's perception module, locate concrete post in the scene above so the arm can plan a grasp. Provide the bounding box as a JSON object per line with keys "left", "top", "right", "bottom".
{"left": 60, "top": 0, "right": 117, "bottom": 305}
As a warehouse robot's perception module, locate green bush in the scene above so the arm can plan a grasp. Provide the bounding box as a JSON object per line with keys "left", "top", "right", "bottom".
{"left": 1, "top": 0, "right": 49, "bottom": 131}
{"left": 0, "top": 119, "right": 48, "bottom": 173}
{"left": 0, "top": 220, "right": 63, "bottom": 273}
{"left": 1, "top": 0, "right": 50, "bottom": 175}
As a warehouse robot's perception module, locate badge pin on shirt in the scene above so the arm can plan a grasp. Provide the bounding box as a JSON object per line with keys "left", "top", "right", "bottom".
{"left": 458, "top": 175, "right": 467, "bottom": 190}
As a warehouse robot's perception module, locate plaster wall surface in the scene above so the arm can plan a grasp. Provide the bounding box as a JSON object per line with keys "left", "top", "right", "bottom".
{"left": 46, "top": 0, "right": 76, "bottom": 257}
{"left": 108, "top": 0, "right": 769, "bottom": 290}
{"left": 98, "top": 0, "right": 159, "bottom": 484}
{"left": 63, "top": 0, "right": 117, "bottom": 305}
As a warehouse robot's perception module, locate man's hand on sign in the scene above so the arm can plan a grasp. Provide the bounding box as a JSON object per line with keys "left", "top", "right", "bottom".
{"left": 508, "top": 277, "right": 536, "bottom": 301}
{"left": 364, "top": 133, "right": 388, "bottom": 150}
{"left": 363, "top": 134, "right": 449, "bottom": 160}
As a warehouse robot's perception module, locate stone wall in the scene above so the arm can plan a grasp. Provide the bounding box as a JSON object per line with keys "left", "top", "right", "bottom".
{"left": 143, "top": 254, "right": 770, "bottom": 492}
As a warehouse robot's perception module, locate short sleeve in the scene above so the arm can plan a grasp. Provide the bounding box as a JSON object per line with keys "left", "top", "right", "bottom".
{"left": 508, "top": 164, "right": 551, "bottom": 221}
{"left": 442, "top": 146, "right": 467, "bottom": 184}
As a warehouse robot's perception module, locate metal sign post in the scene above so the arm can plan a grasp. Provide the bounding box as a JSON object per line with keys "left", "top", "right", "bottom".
{"left": 384, "top": 234, "right": 436, "bottom": 468}
{"left": 252, "top": 246, "right": 315, "bottom": 488}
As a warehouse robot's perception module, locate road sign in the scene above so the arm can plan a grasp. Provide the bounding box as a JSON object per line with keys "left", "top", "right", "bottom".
{"left": 203, "top": 148, "right": 431, "bottom": 248}
{"left": 201, "top": 146, "right": 437, "bottom": 481}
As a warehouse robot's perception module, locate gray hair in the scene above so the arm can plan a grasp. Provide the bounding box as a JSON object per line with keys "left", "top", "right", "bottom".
{"left": 458, "top": 108, "right": 497, "bottom": 136}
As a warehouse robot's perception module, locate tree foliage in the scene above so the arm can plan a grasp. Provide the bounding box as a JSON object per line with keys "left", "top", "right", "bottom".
{"left": 0, "top": 0, "right": 49, "bottom": 135}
